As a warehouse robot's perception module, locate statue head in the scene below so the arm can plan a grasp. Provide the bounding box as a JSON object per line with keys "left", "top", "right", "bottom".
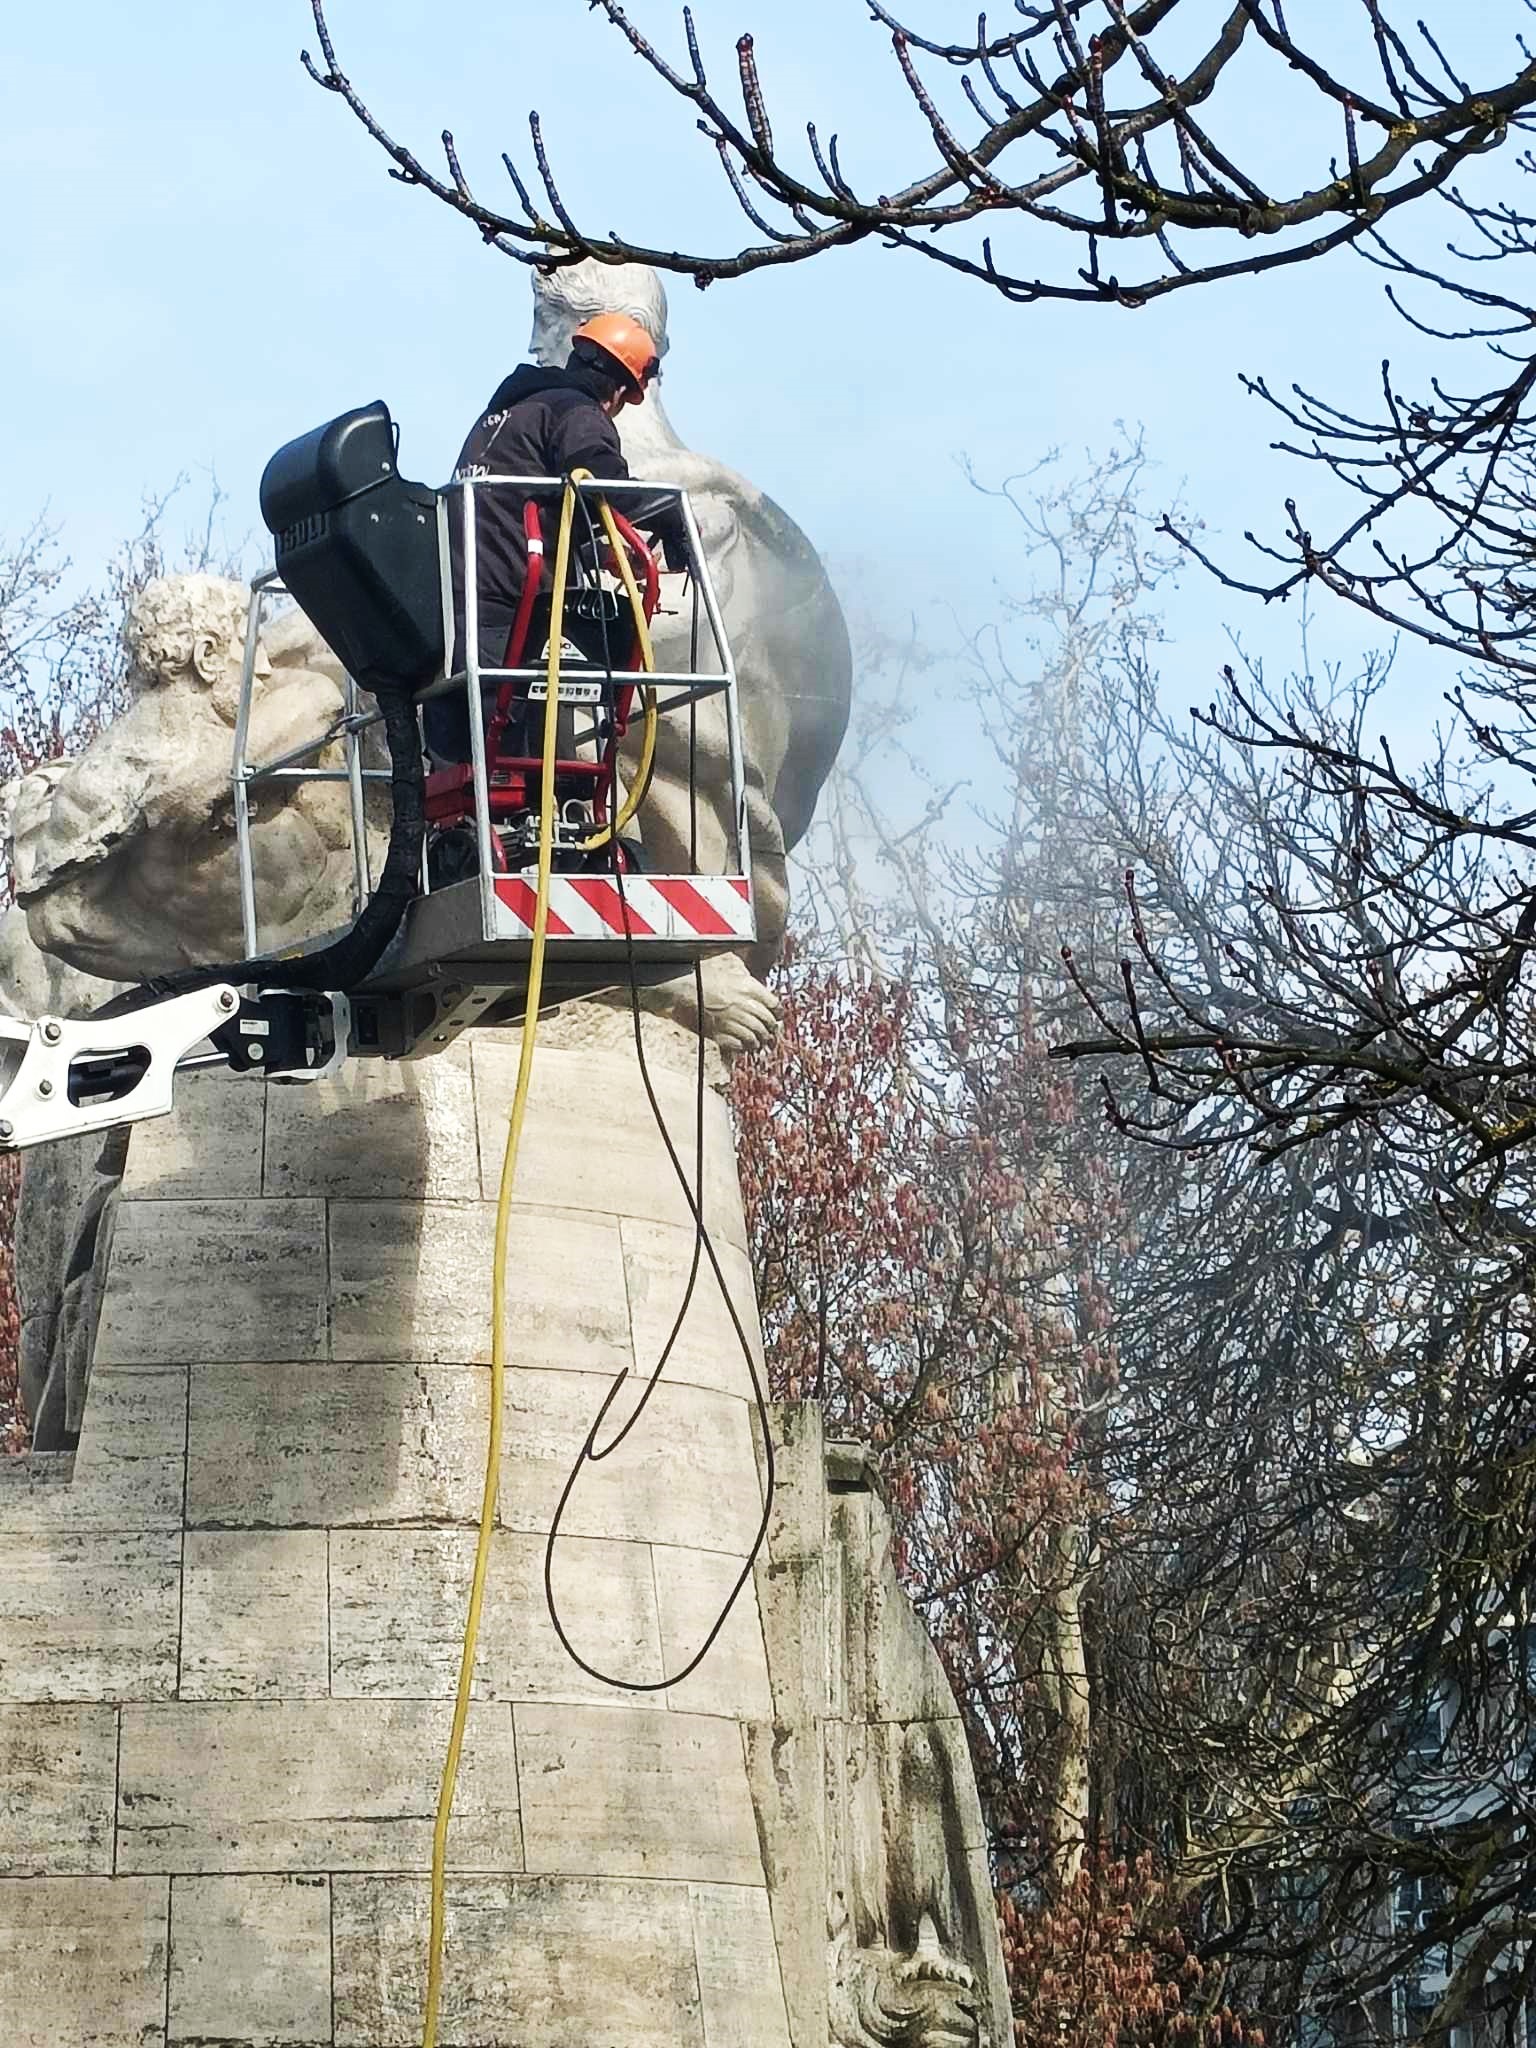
{"left": 123, "top": 574, "right": 266, "bottom": 723}
{"left": 531, "top": 259, "right": 670, "bottom": 376}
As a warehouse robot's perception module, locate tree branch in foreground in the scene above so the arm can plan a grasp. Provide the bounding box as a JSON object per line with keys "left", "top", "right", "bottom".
{"left": 303, "top": 0, "right": 1536, "bottom": 302}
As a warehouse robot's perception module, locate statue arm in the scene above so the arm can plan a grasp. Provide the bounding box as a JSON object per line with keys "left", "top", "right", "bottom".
{"left": 11, "top": 745, "right": 156, "bottom": 899}
{"left": 13, "top": 668, "right": 343, "bottom": 905}
{"left": 160, "top": 669, "right": 346, "bottom": 832}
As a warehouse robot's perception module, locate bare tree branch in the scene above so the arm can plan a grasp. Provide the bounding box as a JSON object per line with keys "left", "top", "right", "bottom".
{"left": 303, "top": 0, "right": 1536, "bottom": 302}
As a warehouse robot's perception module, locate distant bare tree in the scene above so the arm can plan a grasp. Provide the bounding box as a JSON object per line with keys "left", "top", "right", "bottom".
{"left": 1124, "top": 77, "right": 1536, "bottom": 1197}
{"left": 781, "top": 451, "right": 1536, "bottom": 2041}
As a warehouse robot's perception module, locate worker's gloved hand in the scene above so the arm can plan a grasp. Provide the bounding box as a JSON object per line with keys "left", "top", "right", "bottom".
{"left": 648, "top": 516, "right": 689, "bottom": 574}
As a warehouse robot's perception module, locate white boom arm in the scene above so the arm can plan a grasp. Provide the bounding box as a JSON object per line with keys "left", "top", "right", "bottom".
{"left": 0, "top": 988, "right": 240, "bottom": 1153}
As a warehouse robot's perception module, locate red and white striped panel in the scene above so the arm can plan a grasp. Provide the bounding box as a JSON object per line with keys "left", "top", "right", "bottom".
{"left": 492, "top": 873, "right": 755, "bottom": 943}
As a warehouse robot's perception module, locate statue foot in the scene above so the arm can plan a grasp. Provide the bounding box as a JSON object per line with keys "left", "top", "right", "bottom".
{"left": 646, "top": 952, "right": 781, "bottom": 1055}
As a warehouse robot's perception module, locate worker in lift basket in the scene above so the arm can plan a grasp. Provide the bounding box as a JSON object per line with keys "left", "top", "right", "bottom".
{"left": 426, "top": 311, "right": 689, "bottom": 768}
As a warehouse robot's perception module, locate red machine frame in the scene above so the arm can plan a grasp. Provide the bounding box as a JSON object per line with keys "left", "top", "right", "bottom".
{"left": 422, "top": 503, "right": 662, "bottom": 869}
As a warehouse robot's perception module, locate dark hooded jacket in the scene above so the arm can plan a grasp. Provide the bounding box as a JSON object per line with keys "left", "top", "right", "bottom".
{"left": 446, "top": 362, "right": 687, "bottom": 632}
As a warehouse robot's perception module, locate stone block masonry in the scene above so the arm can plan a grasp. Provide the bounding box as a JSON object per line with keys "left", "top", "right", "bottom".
{"left": 0, "top": 1017, "right": 794, "bottom": 2048}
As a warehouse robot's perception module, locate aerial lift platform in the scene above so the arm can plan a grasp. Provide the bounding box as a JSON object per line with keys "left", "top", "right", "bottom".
{"left": 0, "top": 402, "right": 754, "bottom": 1151}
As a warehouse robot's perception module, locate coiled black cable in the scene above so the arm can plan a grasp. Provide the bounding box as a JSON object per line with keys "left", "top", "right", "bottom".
{"left": 542, "top": 493, "right": 776, "bottom": 1691}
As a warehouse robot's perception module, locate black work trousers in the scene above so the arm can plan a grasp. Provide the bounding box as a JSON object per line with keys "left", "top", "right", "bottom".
{"left": 422, "top": 604, "right": 521, "bottom": 766}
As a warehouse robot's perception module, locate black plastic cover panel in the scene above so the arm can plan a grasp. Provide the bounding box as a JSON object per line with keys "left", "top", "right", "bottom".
{"left": 259, "top": 402, "right": 444, "bottom": 695}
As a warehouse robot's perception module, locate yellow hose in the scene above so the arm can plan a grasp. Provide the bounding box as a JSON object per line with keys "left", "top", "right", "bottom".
{"left": 581, "top": 494, "right": 658, "bottom": 852}
{"left": 420, "top": 475, "right": 579, "bottom": 2048}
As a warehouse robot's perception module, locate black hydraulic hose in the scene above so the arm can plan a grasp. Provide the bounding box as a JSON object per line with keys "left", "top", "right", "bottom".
{"left": 272, "top": 686, "right": 426, "bottom": 991}
{"left": 94, "top": 687, "right": 425, "bottom": 1019}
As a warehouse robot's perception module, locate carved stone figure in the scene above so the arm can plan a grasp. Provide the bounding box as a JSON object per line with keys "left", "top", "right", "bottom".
{"left": 11, "top": 574, "right": 357, "bottom": 982}
{"left": 751, "top": 1411, "right": 1013, "bottom": 2048}
{"left": 0, "top": 854, "right": 126, "bottom": 1451}
{"left": 530, "top": 260, "right": 852, "bottom": 1048}
{"left": 0, "top": 264, "right": 996, "bottom": 2046}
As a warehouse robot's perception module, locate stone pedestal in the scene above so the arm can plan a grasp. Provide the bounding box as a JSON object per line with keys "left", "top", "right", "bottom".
{"left": 0, "top": 1011, "right": 793, "bottom": 2048}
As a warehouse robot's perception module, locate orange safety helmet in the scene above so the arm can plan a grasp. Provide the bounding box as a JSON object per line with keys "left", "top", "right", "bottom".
{"left": 570, "top": 313, "right": 662, "bottom": 402}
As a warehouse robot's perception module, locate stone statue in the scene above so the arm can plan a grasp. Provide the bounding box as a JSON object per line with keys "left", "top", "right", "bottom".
{"left": 11, "top": 574, "right": 359, "bottom": 982}
{"left": 529, "top": 260, "right": 852, "bottom": 1051}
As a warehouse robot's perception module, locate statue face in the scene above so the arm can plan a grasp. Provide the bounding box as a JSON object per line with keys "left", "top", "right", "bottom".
{"left": 528, "top": 280, "right": 571, "bottom": 369}
{"left": 528, "top": 260, "right": 671, "bottom": 372}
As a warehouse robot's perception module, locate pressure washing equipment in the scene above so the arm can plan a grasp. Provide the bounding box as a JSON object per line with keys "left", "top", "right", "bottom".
{"left": 0, "top": 402, "right": 755, "bottom": 1147}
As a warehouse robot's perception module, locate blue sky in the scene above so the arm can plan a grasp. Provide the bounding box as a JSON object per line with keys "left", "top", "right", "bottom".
{"left": 2, "top": 1, "right": 1527, "bottom": 762}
